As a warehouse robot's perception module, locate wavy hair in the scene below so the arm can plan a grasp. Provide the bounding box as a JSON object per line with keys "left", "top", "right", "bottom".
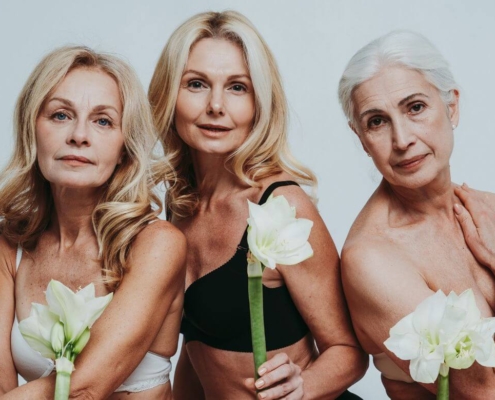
{"left": 0, "top": 46, "right": 162, "bottom": 290}
{"left": 149, "top": 11, "right": 316, "bottom": 219}
{"left": 338, "top": 30, "right": 459, "bottom": 126}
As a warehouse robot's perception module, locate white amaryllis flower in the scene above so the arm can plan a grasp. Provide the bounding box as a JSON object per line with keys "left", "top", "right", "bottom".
{"left": 18, "top": 303, "right": 60, "bottom": 359}
{"left": 247, "top": 194, "right": 314, "bottom": 270}
{"left": 384, "top": 289, "right": 495, "bottom": 384}
{"left": 19, "top": 280, "right": 113, "bottom": 400}
{"left": 443, "top": 290, "right": 495, "bottom": 370}
{"left": 46, "top": 280, "right": 113, "bottom": 344}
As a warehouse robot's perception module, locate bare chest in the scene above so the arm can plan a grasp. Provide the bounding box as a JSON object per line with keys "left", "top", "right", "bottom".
{"left": 391, "top": 224, "right": 495, "bottom": 314}
{"left": 178, "top": 210, "right": 248, "bottom": 289}
{"left": 15, "top": 247, "right": 108, "bottom": 320}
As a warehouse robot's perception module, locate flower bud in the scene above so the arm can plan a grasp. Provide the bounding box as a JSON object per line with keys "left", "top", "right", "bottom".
{"left": 50, "top": 321, "right": 65, "bottom": 354}
{"left": 73, "top": 328, "right": 91, "bottom": 355}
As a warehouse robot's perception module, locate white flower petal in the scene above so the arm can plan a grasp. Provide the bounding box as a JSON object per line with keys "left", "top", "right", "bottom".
{"left": 246, "top": 195, "right": 313, "bottom": 270}
{"left": 271, "top": 242, "right": 314, "bottom": 266}
{"left": 409, "top": 348, "right": 444, "bottom": 383}
{"left": 18, "top": 306, "right": 58, "bottom": 359}
{"left": 384, "top": 314, "right": 420, "bottom": 360}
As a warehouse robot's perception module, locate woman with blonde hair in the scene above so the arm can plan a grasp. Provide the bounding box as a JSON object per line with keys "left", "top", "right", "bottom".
{"left": 338, "top": 30, "right": 495, "bottom": 399}
{"left": 0, "top": 46, "right": 185, "bottom": 399}
{"left": 149, "top": 10, "right": 367, "bottom": 400}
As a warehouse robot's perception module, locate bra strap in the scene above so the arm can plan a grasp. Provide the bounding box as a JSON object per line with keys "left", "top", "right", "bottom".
{"left": 258, "top": 180, "right": 300, "bottom": 205}
{"left": 16, "top": 244, "right": 22, "bottom": 271}
{"left": 239, "top": 181, "right": 300, "bottom": 249}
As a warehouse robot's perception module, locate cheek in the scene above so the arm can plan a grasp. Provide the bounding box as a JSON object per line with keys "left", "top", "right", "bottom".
{"left": 232, "top": 99, "right": 255, "bottom": 128}
{"left": 175, "top": 91, "right": 202, "bottom": 126}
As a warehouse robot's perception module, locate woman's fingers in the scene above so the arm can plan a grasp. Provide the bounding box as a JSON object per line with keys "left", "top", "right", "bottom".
{"left": 454, "top": 202, "right": 479, "bottom": 246}
{"left": 258, "top": 352, "right": 290, "bottom": 376}
{"left": 454, "top": 184, "right": 495, "bottom": 270}
{"left": 258, "top": 379, "right": 304, "bottom": 399}
{"left": 252, "top": 352, "right": 303, "bottom": 400}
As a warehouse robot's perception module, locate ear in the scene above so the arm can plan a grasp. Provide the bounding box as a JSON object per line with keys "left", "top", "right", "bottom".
{"left": 349, "top": 121, "right": 370, "bottom": 155}
{"left": 448, "top": 89, "right": 460, "bottom": 128}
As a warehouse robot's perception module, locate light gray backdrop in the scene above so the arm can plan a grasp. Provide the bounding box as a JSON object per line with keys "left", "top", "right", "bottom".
{"left": 2, "top": 1, "right": 494, "bottom": 398}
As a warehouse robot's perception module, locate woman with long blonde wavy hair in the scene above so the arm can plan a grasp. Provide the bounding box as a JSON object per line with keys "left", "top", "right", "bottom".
{"left": 149, "top": 10, "right": 367, "bottom": 400}
{"left": 0, "top": 45, "right": 185, "bottom": 399}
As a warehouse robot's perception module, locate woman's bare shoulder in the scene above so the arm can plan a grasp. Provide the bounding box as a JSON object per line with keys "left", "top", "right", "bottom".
{"left": 128, "top": 219, "right": 187, "bottom": 276}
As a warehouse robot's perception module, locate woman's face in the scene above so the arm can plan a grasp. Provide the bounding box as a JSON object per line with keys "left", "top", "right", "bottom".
{"left": 36, "top": 68, "right": 125, "bottom": 189}
{"left": 175, "top": 38, "right": 255, "bottom": 157}
{"left": 351, "top": 66, "right": 459, "bottom": 189}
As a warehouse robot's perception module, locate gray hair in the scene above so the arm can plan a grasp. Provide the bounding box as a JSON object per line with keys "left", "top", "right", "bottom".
{"left": 338, "top": 30, "right": 459, "bottom": 125}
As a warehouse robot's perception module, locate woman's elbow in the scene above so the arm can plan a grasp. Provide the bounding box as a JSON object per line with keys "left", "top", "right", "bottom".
{"left": 347, "top": 346, "right": 369, "bottom": 383}
{"left": 69, "top": 386, "right": 101, "bottom": 400}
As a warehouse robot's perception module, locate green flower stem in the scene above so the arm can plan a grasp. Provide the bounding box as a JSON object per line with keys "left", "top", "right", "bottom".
{"left": 54, "top": 357, "right": 74, "bottom": 400}
{"left": 248, "top": 263, "right": 267, "bottom": 380}
{"left": 437, "top": 368, "right": 449, "bottom": 400}
{"left": 54, "top": 371, "right": 71, "bottom": 400}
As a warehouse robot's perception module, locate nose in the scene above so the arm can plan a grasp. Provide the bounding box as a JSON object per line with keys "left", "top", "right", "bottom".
{"left": 67, "top": 119, "right": 90, "bottom": 146}
{"left": 392, "top": 119, "right": 416, "bottom": 151}
{"left": 206, "top": 87, "right": 225, "bottom": 116}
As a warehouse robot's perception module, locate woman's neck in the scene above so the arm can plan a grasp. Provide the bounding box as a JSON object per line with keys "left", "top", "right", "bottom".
{"left": 48, "top": 185, "right": 101, "bottom": 249}
{"left": 191, "top": 151, "right": 245, "bottom": 201}
{"left": 383, "top": 170, "right": 457, "bottom": 219}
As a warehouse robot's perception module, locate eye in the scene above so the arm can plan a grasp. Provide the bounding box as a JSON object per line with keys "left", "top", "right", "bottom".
{"left": 410, "top": 103, "right": 425, "bottom": 114}
{"left": 187, "top": 80, "right": 206, "bottom": 90}
{"left": 96, "top": 118, "right": 112, "bottom": 127}
{"left": 52, "top": 112, "right": 68, "bottom": 121}
{"left": 367, "top": 117, "right": 385, "bottom": 129}
{"left": 230, "top": 83, "right": 247, "bottom": 92}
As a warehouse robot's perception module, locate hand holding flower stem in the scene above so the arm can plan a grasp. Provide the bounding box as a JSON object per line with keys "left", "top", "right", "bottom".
{"left": 246, "top": 194, "right": 313, "bottom": 380}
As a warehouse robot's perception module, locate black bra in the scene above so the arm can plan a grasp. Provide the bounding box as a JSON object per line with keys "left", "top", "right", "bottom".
{"left": 181, "top": 181, "right": 309, "bottom": 352}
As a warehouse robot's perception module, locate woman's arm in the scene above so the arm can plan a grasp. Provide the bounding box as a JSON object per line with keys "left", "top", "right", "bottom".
{"left": 173, "top": 341, "right": 205, "bottom": 400}
{"left": 341, "top": 238, "right": 495, "bottom": 399}
{"left": 2, "top": 221, "right": 186, "bottom": 399}
{"left": 454, "top": 183, "right": 495, "bottom": 271}
{"left": 0, "top": 237, "right": 19, "bottom": 394}
{"left": 247, "top": 184, "right": 368, "bottom": 400}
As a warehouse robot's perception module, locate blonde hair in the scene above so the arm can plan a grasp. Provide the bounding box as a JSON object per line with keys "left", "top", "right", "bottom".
{"left": 149, "top": 11, "right": 316, "bottom": 219}
{"left": 0, "top": 46, "right": 162, "bottom": 290}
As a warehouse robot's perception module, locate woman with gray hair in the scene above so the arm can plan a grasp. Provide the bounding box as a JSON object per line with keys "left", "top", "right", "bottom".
{"left": 339, "top": 30, "right": 495, "bottom": 399}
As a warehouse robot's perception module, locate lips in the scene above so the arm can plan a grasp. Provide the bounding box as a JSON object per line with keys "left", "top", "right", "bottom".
{"left": 197, "top": 124, "right": 232, "bottom": 132}
{"left": 59, "top": 155, "right": 93, "bottom": 164}
{"left": 395, "top": 154, "right": 427, "bottom": 168}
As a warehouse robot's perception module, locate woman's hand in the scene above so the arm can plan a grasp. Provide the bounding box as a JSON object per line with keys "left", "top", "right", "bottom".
{"left": 454, "top": 183, "right": 495, "bottom": 271}
{"left": 245, "top": 352, "right": 304, "bottom": 400}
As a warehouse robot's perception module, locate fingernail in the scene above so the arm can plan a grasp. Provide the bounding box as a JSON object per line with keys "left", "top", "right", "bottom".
{"left": 255, "top": 379, "right": 265, "bottom": 389}
{"left": 259, "top": 393, "right": 267, "bottom": 399}
{"left": 258, "top": 367, "right": 266, "bottom": 375}
{"left": 454, "top": 203, "right": 461, "bottom": 214}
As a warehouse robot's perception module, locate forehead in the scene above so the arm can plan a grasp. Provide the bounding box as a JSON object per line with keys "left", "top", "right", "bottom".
{"left": 186, "top": 38, "right": 249, "bottom": 74}
{"left": 48, "top": 67, "right": 122, "bottom": 110}
{"left": 352, "top": 66, "right": 437, "bottom": 114}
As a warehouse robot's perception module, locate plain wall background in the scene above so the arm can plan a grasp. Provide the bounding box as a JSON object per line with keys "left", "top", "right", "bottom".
{"left": 2, "top": 1, "right": 494, "bottom": 398}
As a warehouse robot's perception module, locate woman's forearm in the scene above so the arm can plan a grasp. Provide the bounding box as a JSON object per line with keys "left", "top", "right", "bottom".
{"left": 302, "top": 345, "right": 368, "bottom": 400}
{"left": 0, "top": 376, "right": 55, "bottom": 400}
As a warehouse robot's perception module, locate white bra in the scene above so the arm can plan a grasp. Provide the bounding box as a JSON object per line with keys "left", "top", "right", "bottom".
{"left": 11, "top": 246, "right": 172, "bottom": 392}
{"left": 373, "top": 352, "right": 414, "bottom": 383}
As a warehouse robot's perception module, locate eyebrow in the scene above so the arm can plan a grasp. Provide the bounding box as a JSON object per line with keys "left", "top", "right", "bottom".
{"left": 46, "top": 97, "right": 120, "bottom": 114}
{"left": 397, "top": 92, "right": 429, "bottom": 106}
{"left": 358, "top": 92, "right": 429, "bottom": 122}
{"left": 182, "top": 69, "right": 251, "bottom": 81}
